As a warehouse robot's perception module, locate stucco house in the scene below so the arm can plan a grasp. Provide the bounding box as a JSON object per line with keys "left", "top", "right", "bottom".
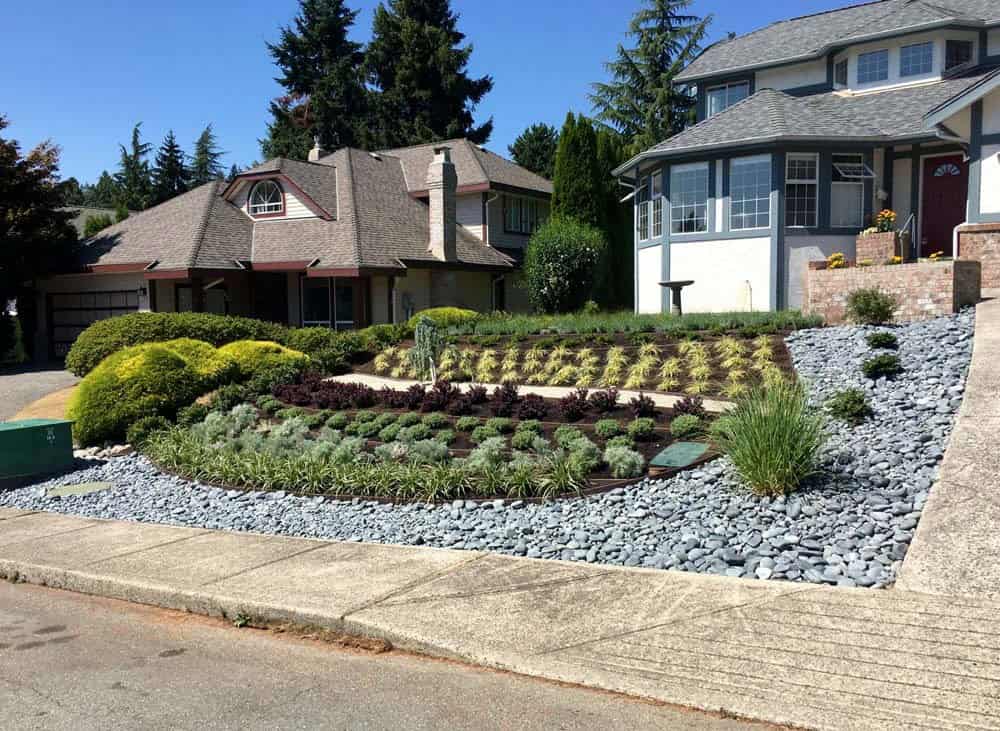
{"left": 616, "top": 0, "right": 1000, "bottom": 314}
{"left": 34, "top": 139, "right": 551, "bottom": 358}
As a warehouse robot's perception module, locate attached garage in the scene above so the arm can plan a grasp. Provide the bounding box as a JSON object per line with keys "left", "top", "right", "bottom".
{"left": 47, "top": 290, "right": 141, "bottom": 358}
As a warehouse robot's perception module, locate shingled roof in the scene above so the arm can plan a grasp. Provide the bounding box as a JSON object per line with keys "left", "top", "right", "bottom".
{"left": 78, "top": 138, "right": 528, "bottom": 274}
{"left": 676, "top": 0, "right": 1000, "bottom": 83}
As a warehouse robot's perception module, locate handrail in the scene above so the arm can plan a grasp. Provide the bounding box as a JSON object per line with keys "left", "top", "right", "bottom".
{"left": 900, "top": 212, "right": 917, "bottom": 260}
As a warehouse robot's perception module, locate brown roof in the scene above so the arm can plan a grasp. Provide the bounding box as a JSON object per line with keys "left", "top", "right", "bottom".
{"left": 77, "top": 138, "right": 522, "bottom": 275}
{"left": 373, "top": 138, "right": 553, "bottom": 195}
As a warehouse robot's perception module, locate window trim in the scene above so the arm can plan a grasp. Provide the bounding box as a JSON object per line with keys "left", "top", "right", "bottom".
{"left": 669, "top": 162, "right": 710, "bottom": 235}
{"left": 857, "top": 49, "right": 889, "bottom": 85}
{"left": 785, "top": 153, "right": 819, "bottom": 229}
{"left": 248, "top": 180, "right": 285, "bottom": 218}
{"left": 728, "top": 154, "right": 771, "bottom": 232}
{"left": 705, "top": 81, "right": 750, "bottom": 118}
{"left": 899, "top": 41, "right": 934, "bottom": 78}
{"left": 503, "top": 194, "right": 546, "bottom": 235}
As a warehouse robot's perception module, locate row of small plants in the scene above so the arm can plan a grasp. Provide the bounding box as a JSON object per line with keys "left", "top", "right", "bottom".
{"left": 371, "top": 335, "right": 788, "bottom": 399}
{"left": 826, "top": 330, "right": 901, "bottom": 424}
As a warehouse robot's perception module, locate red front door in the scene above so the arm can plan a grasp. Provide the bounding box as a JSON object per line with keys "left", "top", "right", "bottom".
{"left": 921, "top": 155, "right": 968, "bottom": 257}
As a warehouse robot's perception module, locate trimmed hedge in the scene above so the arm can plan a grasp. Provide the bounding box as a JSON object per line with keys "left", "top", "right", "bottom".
{"left": 406, "top": 307, "right": 479, "bottom": 329}
{"left": 65, "top": 312, "right": 410, "bottom": 377}
{"left": 217, "top": 340, "right": 310, "bottom": 381}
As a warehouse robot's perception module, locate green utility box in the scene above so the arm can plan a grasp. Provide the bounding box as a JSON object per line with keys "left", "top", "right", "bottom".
{"left": 0, "top": 418, "right": 74, "bottom": 484}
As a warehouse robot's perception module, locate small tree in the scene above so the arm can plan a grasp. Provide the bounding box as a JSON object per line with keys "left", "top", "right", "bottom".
{"left": 83, "top": 214, "right": 114, "bottom": 238}
{"left": 509, "top": 123, "right": 559, "bottom": 180}
{"left": 524, "top": 218, "right": 608, "bottom": 313}
{"left": 409, "top": 315, "right": 444, "bottom": 381}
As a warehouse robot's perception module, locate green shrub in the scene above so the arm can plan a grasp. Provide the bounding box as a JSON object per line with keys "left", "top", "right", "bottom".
{"left": 421, "top": 413, "right": 450, "bottom": 430}
{"left": 245, "top": 360, "right": 306, "bottom": 395}
{"left": 68, "top": 342, "right": 218, "bottom": 446}
{"left": 627, "top": 417, "right": 657, "bottom": 441}
{"left": 510, "top": 430, "right": 537, "bottom": 450}
{"left": 396, "top": 413, "right": 422, "bottom": 427}
{"left": 594, "top": 419, "right": 622, "bottom": 439}
{"left": 523, "top": 218, "right": 608, "bottom": 313}
{"left": 606, "top": 435, "right": 635, "bottom": 450}
{"left": 277, "top": 406, "right": 307, "bottom": 420}
{"left": 177, "top": 403, "right": 211, "bottom": 427}
{"left": 566, "top": 437, "right": 601, "bottom": 473}
{"left": 866, "top": 331, "right": 898, "bottom": 349}
{"left": 378, "top": 424, "right": 402, "bottom": 442}
{"left": 326, "top": 412, "right": 350, "bottom": 430}
{"left": 397, "top": 424, "right": 433, "bottom": 443}
{"left": 846, "top": 288, "right": 899, "bottom": 325}
{"left": 126, "top": 415, "right": 172, "bottom": 446}
{"left": 255, "top": 395, "right": 282, "bottom": 415}
{"left": 65, "top": 312, "right": 288, "bottom": 376}
{"left": 486, "top": 417, "right": 514, "bottom": 434}
{"left": 862, "top": 353, "right": 903, "bottom": 379}
{"left": 515, "top": 419, "right": 543, "bottom": 435}
{"left": 826, "top": 388, "right": 872, "bottom": 424}
{"left": 217, "top": 341, "right": 310, "bottom": 381}
{"left": 434, "top": 429, "right": 456, "bottom": 445}
{"left": 470, "top": 425, "right": 501, "bottom": 444}
{"left": 353, "top": 410, "right": 377, "bottom": 423}
{"left": 407, "top": 307, "right": 479, "bottom": 329}
{"left": 407, "top": 439, "right": 451, "bottom": 464}
{"left": 455, "top": 416, "right": 480, "bottom": 432}
{"left": 350, "top": 420, "right": 381, "bottom": 439}
{"left": 211, "top": 384, "right": 248, "bottom": 413}
{"left": 712, "top": 382, "right": 827, "bottom": 497}
{"left": 554, "top": 425, "right": 585, "bottom": 449}
{"left": 669, "top": 414, "right": 703, "bottom": 439}
{"left": 373, "top": 413, "right": 397, "bottom": 428}
{"left": 604, "top": 445, "right": 646, "bottom": 478}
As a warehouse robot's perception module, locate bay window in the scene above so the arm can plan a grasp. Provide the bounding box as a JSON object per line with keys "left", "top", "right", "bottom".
{"left": 729, "top": 155, "right": 771, "bottom": 230}
{"left": 670, "top": 163, "right": 709, "bottom": 234}
{"left": 636, "top": 179, "right": 649, "bottom": 241}
{"left": 651, "top": 173, "right": 663, "bottom": 238}
{"left": 785, "top": 153, "right": 818, "bottom": 228}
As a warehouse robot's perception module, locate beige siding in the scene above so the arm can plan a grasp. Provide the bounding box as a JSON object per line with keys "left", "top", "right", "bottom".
{"left": 395, "top": 269, "right": 432, "bottom": 321}
{"left": 485, "top": 194, "right": 549, "bottom": 249}
{"left": 892, "top": 155, "right": 912, "bottom": 226}
{"left": 456, "top": 193, "right": 484, "bottom": 240}
{"left": 503, "top": 273, "right": 532, "bottom": 313}
{"left": 370, "top": 275, "right": 391, "bottom": 324}
{"left": 755, "top": 59, "right": 827, "bottom": 91}
{"left": 232, "top": 181, "right": 318, "bottom": 221}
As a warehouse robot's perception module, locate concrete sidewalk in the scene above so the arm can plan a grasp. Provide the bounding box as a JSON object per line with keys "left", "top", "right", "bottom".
{"left": 1, "top": 508, "right": 998, "bottom": 730}
{"left": 898, "top": 295, "right": 1000, "bottom": 600}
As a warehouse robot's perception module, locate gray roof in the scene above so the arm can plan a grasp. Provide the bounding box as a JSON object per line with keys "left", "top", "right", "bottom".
{"left": 617, "top": 69, "right": 993, "bottom": 169}
{"left": 79, "top": 139, "right": 517, "bottom": 274}
{"left": 676, "top": 0, "right": 1000, "bottom": 83}
{"left": 60, "top": 207, "right": 119, "bottom": 236}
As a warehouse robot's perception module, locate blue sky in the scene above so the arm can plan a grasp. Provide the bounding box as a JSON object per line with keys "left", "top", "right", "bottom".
{"left": 2, "top": 0, "right": 850, "bottom": 183}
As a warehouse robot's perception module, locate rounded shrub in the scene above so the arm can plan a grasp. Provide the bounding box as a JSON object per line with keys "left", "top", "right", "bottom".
{"left": 485, "top": 417, "right": 515, "bottom": 434}
{"left": 510, "top": 430, "right": 537, "bottom": 451}
{"left": 470, "top": 425, "right": 501, "bottom": 444}
{"left": 606, "top": 435, "right": 635, "bottom": 450}
{"left": 325, "top": 412, "right": 350, "bottom": 430}
{"left": 826, "top": 388, "right": 872, "bottom": 424}
{"left": 455, "top": 416, "right": 481, "bottom": 433}
{"left": 603, "top": 445, "right": 646, "bottom": 478}
{"left": 627, "top": 417, "right": 657, "bottom": 442}
{"left": 523, "top": 217, "right": 608, "bottom": 313}
{"left": 594, "top": 419, "right": 623, "bottom": 439}
{"left": 217, "top": 341, "right": 310, "bottom": 381}
{"left": 862, "top": 354, "right": 903, "bottom": 380}
{"left": 126, "top": 415, "right": 172, "bottom": 446}
{"left": 407, "top": 307, "right": 479, "bottom": 329}
{"left": 669, "top": 414, "right": 703, "bottom": 439}
{"left": 846, "top": 288, "right": 899, "bottom": 325}
{"left": 396, "top": 413, "right": 422, "bottom": 427}
{"left": 177, "top": 403, "right": 210, "bottom": 427}
{"left": 421, "top": 412, "right": 450, "bottom": 430}
{"left": 866, "top": 331, "right": 898, "bottom": 350}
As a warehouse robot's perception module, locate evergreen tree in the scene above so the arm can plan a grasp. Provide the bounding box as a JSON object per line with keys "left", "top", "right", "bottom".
{"left": 262, "top": 0, "right": 368, "bottom": 157}
{"left": 114, "top": 202, "right": 129, "bottom": 223}
{"left": 58, "top": 177, "right": 85, "bottom": 206}
{"left": 151, "top": 130, "right": 189, "bottom": 205}
{"left": 115, "top": 123, "right": 152, "bottom": 210}
{"left": 83, "top": 171, "right": 121, "bottom": 208}
{"left": 595, "top": 129, "right": 633, "bottom": 307}
{"left": 83, "top": 214, "right": 113, "bottom": 238}
{"left": 508, "top": 123, "right": 559, "bottom": 180}
{"left": 550, "top": 113, "right": 602, "bottom": 228}
{"left": 365, "top": 0, "right": 493, "bottom": 148}
{"left": 190, "top": 124, "right": 225, "bottom": 185}
{"left": 226, "top": 163, "right": 244, "bottom": 182}
{"left": 590, "top": 0, "right": 710, "bottom": 152}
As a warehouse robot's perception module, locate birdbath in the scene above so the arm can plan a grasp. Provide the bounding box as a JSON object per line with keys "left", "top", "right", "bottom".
{"left": 659, "top": 280, "right": 695, "bottom": 316}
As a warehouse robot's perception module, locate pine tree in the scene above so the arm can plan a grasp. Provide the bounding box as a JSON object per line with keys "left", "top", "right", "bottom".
{"left": 365, "top": 0, "right": 493, "bottom": 148}
{"left": 550, "top": 113, "right": 602, "bottom": 228}
{"left": 590, "top": 0, "right": 710, "bottom": 152}
{"left": 115, "top": 123, "right": 152, "bottom": 210}
{"left": 262, "top": 0, "right": 368, "bottom": 158}
{"left": 508, "top": 123, "right": 559, "bottom": 180}
{"left": 84, "top": 171, "right": 121, "bottom": 208}
{"left": 226, "top": 164, "right": 244, "bottom": 182}
{"left": 151, "top": 130, "right": 189, "bottom": 205}
{"left": 190, "top": 124, "right": 225, "bottom": 185}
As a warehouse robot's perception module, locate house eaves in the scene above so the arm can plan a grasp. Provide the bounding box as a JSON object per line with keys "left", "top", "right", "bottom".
{"left": 923, "top": 66, "right": 1000, "bottom": 127}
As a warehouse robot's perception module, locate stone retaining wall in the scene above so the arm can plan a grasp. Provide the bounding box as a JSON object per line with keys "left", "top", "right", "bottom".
{"left": 958, "top": 223, "right": 1000, "bottom": 289}
{"left": 804, "top": 260, "right": 981, "bottom": 324}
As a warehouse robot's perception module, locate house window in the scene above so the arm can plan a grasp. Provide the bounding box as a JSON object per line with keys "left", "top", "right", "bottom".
{"left": 729, "top": 156, "right": 771, "bottom": 230}
{"left": 835, "top": 59, "right": 848, "bottom": 86}
{"left": 636, "top": 180, "right": 650, "bottom": 241}
{"left": 651, "top": 174, "right": 663, "bottom": 238}
{"left": 503, "top": 195, "right": 546, "bottom": 234}
{"left": 301, "top": 277, "right": 357, "bottom": 330}
{"left": 670, "top": 163, "right": 709, "bottom": 234}
{"left": 248, "top": 180, "right": 283, "bottom": 216}
{"left": 946, "top": 40, "right": 973, "bottom": 70}
{"left": 706, "top": 82, "right": 749, "bottom": 117}
{"left": 831, "top": 153, "right": 865, "bottom": 229}
{"left": 785, "top": 153, "right": 818, "bottom": 228}
{"left": 900, "top": 42, "right": 933, "bottom": 77}
{"left": 857, "top": 50, "right": 889, "bottom": 84}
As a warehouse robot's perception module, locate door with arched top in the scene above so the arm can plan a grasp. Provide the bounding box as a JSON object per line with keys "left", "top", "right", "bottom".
{"left": 921, "top": 155, "right": 968, "bottom": 257}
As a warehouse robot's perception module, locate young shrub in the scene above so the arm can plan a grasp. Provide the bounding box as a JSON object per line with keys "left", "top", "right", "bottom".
{"left": 559, "top": 388, "right": 589, "bottom": 422}
{"left": 378, "top": 423, "right": 402, "bottom": 442}
{"left": 126, "top": 415, "right": 172, "bottom": 447}
{"left": 673, "top": 395, "right": 707, "bottom": 420}
{"left": 255, "top": 394, "right": 282, "bottom": 416}
{"left": 211, "top": 384, "right": 248, "bottom": 413}
{"left": 276, "top": 406, "right": 307, "bottom": 421}
{"left": 397, "top": 424, "right": 433, "bottom": 443}
{"left": 669, "top": 414, "right": 702, "bottom": 439}
{"left": 455, "top": 416, "right": 481, "bottom": 433}
{"left": 826, "top": 388, "right": 873, "bottom": 424}
{"left": 421, "top": 412, "right": 450, "bottom": 430}
{"left": 606, "top": 435, "right": 635, "bottom": 450}
{"left": 862, "top": 353, "right": 903, "bottom": 380}
{"left": 515, "top": 419, "right": 543, "bottom": 435}
{"left": 523, "top": 217, "right": 608, "bottom": 313}
{"left": 467, "top": 384, "right": 489, "bottom": 404}
{"left": 603, "top": 445, "right": 646, "bottom": 479}
{"left": 489, "top": 383, "right": 521, "bottom": 417}
{"left": 485, "top": 417, "right": 515, "bottom": 434}
{"left": 554, "top": 425, "right": 585, "bottom": 449}
{"left": 407, "top": 439, "right": 451, "bottom": 465}
{"left": 177, "top": 403, "right": 210, "bottom": 427}
{"left": 396, "top": 412, "right": 422, "bottom": 427}
{"left": 629, "top": 393, "right": 657, "bottom": 418}
{"left": 353, "top": 410, "right": 377, "bottom": 423}
{"left": 627, "top": 417, "right": 657, "bottom": 442}
{"left": 372, "top": 413, "right": 397, "bottom": 428}
{"left": 470, "top": 424, "right": 502, "bottom": 444}
{"left": 594, "top": 419, "right": 623, "bottom": 439}
{"left": 587, "top": 387, "right": 619, "bottom": 413}
{"left": 510, "top": 429, "right": 537, "bottom": 451}
{"left": 866, "top": 331, "right": 899, "bottom": 350}
{"left": 326, "top": 412, "right": 350, "bottom": 430}
{"left": 567, "top": 437, "right": 602, "bottom": 474}
{"left": 515, "top": 394, "right": 549, "bottom": 420}
{"left": 434, "top": 429, "right": 456, "bottom": 445}
{"left": 712, "top": 381, "right": 827, "bottom": 497}
{"left": 846, "top": 288, "right": 899, "bottom": 325}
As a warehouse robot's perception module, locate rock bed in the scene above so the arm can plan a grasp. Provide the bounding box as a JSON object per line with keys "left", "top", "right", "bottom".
{"left": 2, "top": 310, "right": 974, "bottom": 587}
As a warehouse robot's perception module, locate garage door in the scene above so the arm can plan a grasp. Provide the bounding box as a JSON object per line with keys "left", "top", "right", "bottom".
{"left": 48, "top": 290, "right": 140, "bottom": 358}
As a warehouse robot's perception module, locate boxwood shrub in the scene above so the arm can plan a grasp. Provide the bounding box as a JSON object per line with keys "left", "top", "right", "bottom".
{"left": 406, "top": 307, "right": 479, "bottom": 329}
{"left": 217, "top": 341, "right": 310, "bottom": 381}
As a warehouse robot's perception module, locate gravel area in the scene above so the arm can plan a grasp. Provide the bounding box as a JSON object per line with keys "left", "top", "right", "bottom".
{"left": 2, "top": 311, "right": 975, "bottom": 587}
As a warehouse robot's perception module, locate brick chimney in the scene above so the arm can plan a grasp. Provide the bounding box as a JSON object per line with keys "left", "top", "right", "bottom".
{"left": 426, "top": 145, "right": 457, "bottom": 261}
{"left": 307, "top": 136, "right": 325, "bottom": 163}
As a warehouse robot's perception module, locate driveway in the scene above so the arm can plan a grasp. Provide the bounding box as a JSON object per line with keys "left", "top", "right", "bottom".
{"left": 0, "top": 364, "right": 79, "bottom": 421}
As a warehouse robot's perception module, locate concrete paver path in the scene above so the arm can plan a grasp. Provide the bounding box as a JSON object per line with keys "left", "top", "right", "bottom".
{"left": 1, "top": 508, "right": 998, "bottom": 731}
{"left": 898, "top": 295, "right": 1000, "bottom": 599}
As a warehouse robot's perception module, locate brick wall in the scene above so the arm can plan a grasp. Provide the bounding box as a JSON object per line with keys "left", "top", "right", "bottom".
{"left": 804, "top": 260, "right": 981, "bottom": 324}
{"left": 856, "top": 232, "right": 899, "bottom": 264}
{"left": 958, "top": 223, "right": 1000, "bottom": 289}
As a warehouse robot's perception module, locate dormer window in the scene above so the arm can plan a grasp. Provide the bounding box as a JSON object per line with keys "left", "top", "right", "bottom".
{"left": 946, "top": 40, "right": 973, "bottom": 71}
{"left": 857, "top": 49, "right": 889, "bottom": 84}
{"left": 706, "top": 81, "right": 749, "bottom": 117}
{"left": 249, "top": 180, "right": 284, "bottom": 217}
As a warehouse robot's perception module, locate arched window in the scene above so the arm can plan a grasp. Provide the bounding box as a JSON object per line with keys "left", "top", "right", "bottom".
{"left": 249, "top": 180, "right": 284, "bottom": 216}
{"left": 934, "top": 163, "right": 961, "bottom": 177}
